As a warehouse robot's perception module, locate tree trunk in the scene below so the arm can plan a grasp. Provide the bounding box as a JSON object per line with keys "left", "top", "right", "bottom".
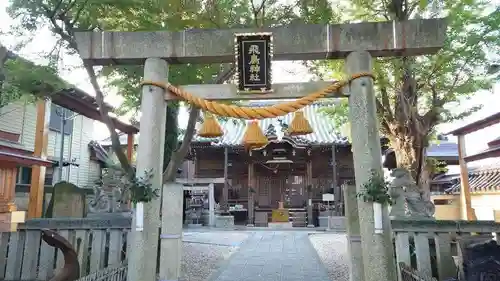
{"left": 391, "top": 135, "right": 431, "bottom": 199}
{"left": 163, "top": 65, "right": 235, "bottom": 183}
{"left": 163, "top": 104, "right": 179, "bottom": 170}
{"left": 419, "top": 159, "right": 431, "bottom": 201}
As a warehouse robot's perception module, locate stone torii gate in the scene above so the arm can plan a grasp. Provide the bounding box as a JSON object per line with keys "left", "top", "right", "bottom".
{"left": 75, "top": 18, "right": 446, "bottom": 281}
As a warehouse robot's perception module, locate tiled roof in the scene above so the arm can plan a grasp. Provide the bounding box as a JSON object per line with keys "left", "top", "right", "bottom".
{"left": 88, "top": 140, "right": 110, "bottom": 163}
{"left": 465, "top": 135, "right": 500, "bottom": 162}
{"left": 432, "top": 163, "right": 500, "bottom": 193}
{"left": 488, "top": 135, "right": 500, "bottom": 146}
{"left": 192, "top": 101, "right": 349, "bottom": 146}
{"left": 97, "top": 102, "right": 458, "bottom": 159}
{"left": 465, "top": 145, "right": 500, "bottom": 162}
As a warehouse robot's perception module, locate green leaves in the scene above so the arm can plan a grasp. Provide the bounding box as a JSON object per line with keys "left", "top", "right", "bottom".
{"left": 129, "top": 169, "right": 160, "bottom": 204}
{"left": 357, "top": 170, "right": 393, "bottom": 205}
{"left": 317, "top": 0, "right": 499, "bottom": 132}
{"left": 1, "top": 55, "right": 67, "bottom": 108}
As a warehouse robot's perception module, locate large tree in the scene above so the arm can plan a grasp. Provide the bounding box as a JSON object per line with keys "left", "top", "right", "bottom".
{"left": 317, "top": 0, "right": 499, "bottom": 196}
{"left": 5, "top": 0, "right": 338, "bottom": 198}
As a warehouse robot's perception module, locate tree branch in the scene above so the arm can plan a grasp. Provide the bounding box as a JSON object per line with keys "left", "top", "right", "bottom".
{"left": 422, "top": 27, "right": 494, "bottom": 89}
{"left": 162, "top": 65, "right": 236, "bottom": 183}
{"left": 83, "top": 62, "right": 134, "bottom": 177}
{"left": 421, "top": 83, "right": 444, "bottom": 129}
{"left": 379, "top": 85, "right": 394, "bottom": 121}
{"left": 375, "top": 98, "right": 392, "bottom": 134}
{"left": 163, "top": 105, "right": 199, "bottom": 182}
{"left": 59, "top": 0, "right": 79, "bottom": 18}
{"left": 50, "top": 0, "right": 65, "bottom": 19}
{"left": 70, "top": 0, "right": 91, "bottom": 25}
{"left": 43, "top": 1, "right": 133, "bottom": 178}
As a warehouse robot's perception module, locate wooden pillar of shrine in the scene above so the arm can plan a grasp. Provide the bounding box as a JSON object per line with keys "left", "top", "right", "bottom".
{"left": 247, "top": 162, "right": 255, "bottom": 226}
{"left": 0, "top": 165, "right": 18, "bottom": 213}
{"left": 126, "top": 133, "right": 135, "bottom": 209}
{"left": 331, "top": 145, "right": 341, "bottom": 215}
{"left": 457, "top": 135, "right": 476, "bottom": 220}
{"left": 28, "top": 99, "right": 51, "bottom": 219}
{"left": 0, "top": 164, "right": 23, "bottom": 231}
{"left": 127, "top": 133, "right": 134, "bottom": 162}
{"left": 222, "top": 147, "right": 229, "bottom": 211}
{"left": 306, "top": 160, "right": 314, "bottom": 227}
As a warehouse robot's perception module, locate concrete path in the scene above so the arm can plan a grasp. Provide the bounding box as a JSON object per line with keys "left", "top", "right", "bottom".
{"left": 209, "top": 231, "right": 331, "bottom": 281}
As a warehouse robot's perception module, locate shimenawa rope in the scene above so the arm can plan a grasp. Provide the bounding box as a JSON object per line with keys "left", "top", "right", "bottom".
{"left": 139, "top": 72, "right": 373, "bottom": 120}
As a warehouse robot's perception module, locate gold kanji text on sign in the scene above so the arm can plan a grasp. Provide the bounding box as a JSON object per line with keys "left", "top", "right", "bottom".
{"left": 248, "top": 44, "right": 261, "bottom": 82}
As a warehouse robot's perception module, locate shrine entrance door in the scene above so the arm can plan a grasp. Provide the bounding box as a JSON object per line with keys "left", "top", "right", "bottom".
{"left": 287, "top": 175, "right": 306, "bottom": 208}
{"left": 264, "top": 176, "right": 286, "bottom": 209}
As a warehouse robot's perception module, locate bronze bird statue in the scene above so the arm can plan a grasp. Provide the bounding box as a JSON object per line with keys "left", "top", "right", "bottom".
{"left": 41, "top": 229, "right": 80, "bottom": 281}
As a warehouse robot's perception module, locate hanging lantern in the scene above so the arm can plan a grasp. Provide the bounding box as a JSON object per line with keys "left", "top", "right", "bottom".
{"left": 288, "top": 111, "right": 313, "bottom": 136}
{"left": 242, "top": 120, "right": 268, "bottom": 150}
{"left": 198, "top": 112, "right": 223, "bottom": 138}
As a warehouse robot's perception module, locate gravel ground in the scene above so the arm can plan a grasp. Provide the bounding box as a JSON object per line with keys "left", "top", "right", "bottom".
{"left": 180, "top": 232, "right": 249, "bottom": 281}
{"left": 309, "top": 233, "right": 350, "bottom": 281}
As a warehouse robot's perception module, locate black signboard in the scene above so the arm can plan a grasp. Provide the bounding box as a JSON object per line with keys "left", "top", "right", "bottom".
{"left": 234, "top": 32, "right": 273, "bottom": 94}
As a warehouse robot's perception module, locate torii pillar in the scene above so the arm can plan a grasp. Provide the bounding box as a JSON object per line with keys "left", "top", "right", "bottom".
{"left": 74, "top": 18, "right": 446, "bottom": 281}
{"left": 347, "top": 50, "right": 397, "bottom": 281}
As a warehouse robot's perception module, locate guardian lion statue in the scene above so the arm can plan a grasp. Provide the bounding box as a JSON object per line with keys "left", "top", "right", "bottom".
{"left": 389, "top": 168, "right": 435, "bottom": 219}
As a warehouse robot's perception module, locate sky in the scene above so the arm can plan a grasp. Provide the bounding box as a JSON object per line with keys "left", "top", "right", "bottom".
{"left": 1, "top": 1, "right": 499, "bottom": 168}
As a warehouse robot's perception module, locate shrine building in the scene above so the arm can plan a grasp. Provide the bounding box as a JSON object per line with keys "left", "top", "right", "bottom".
{"left": 182, "top": 101, "right": 458, "bottom": 226}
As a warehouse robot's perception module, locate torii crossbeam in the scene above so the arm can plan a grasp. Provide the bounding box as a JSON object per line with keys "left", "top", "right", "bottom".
{"left": 76, "top": 18, "right": 445, "bottom": 65}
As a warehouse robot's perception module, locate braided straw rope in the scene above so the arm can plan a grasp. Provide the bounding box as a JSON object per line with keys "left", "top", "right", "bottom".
{"left": 140, "top": 72, "right": 373, "bottom": 120}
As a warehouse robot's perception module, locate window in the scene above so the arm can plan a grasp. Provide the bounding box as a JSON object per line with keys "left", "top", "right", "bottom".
{"left": 49, "top": 105, "right": 74, "bottom": 135}
{"left": 44, "top": 168, "right": 54, "bottom": 185}
{"left": 17, "top": 167, "right": 32, "bottom": 185}
{"left": 16, "top": 167, "right": 54, "bottom": 186}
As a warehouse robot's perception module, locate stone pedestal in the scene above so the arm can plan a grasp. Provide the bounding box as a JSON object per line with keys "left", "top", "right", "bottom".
{"left": 0, "top": 211, "right": 26, "bottom": 232}
{"left": 254, "top": 212, "right": 268, "bottom": 227}
{"left": 215, "top": 215, "right": 234, "bottom": 228}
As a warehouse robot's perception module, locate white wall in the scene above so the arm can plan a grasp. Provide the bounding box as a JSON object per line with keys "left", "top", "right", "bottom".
{"left": 0, "top": 100, "right": 101, "bottom": 187}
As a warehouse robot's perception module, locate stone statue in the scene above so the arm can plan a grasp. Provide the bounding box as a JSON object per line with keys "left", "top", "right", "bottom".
{"left": 88, "top": 183, "right": 111, "bottom": 213}
{"left": 88, "top": 168, "right": 129, "bottom": 214}
{"left": 389, "top": 168, "right": 435, "bottom": 220}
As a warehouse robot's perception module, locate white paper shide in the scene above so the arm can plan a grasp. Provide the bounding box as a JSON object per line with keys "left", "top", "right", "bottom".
{"left": 373, "top": 202, "right": 383, "bottom": 234}
{"left": 135, "top": 202, "right": 144, "bottom": 232}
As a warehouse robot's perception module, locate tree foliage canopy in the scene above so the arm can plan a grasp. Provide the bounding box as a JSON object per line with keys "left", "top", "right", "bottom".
{"left": 320, "top": 0, "right": 499, "bottom": 131}
{"left": 0, "top": 48, "right": 68, "bottom": 108}
{"left": 317, "top": 0, "right": 499, "bottom": 190}
{"left": 6, "top": 0, "right": 496, "bottom": 192}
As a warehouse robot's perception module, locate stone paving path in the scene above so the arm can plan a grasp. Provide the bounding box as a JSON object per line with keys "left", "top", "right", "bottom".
{"left": 209, "top": 231, "right": 331, "bottom": 281}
